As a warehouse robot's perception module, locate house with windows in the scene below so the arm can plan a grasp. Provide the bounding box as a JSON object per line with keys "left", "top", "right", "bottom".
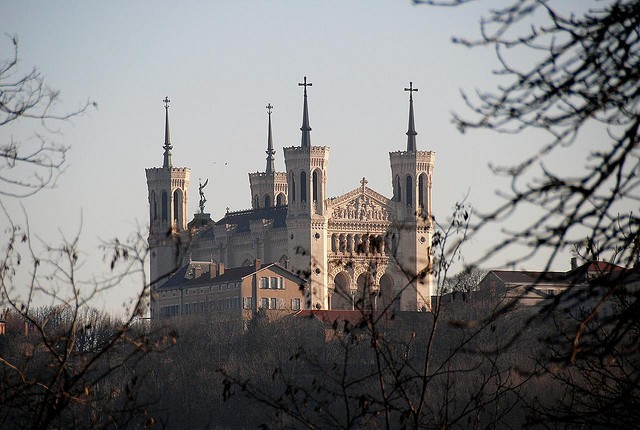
{"left": 155, "top": 258, "right": 307, "bottom": 327}
{"left": 476, "top": 259, "right": 632, "bottom": 306}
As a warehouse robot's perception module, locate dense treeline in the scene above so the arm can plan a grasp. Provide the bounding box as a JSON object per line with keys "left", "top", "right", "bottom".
{"left": 1, "top": 271, "right": 638, "bottom": 428}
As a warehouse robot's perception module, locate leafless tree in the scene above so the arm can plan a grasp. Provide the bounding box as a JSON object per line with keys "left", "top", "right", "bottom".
{"left": 0, "top": 39, "right": 169, "bottom": 426}
{"left": 412, "top": 1, "right": 640, "bottom": 426}
{"left": 0, "top": 35, "right": 94, "bottom": 198}
{"left": 217, "top": 2, "right": 640, "bottom": 427}
{"left": 0, "top": 209, "right": 172, "bottom": 427}
{"left": 415, "top": 0, "right": 639, "bottom": 271}
{"left": 218, "top": 206, "right": 537, "bottom": 429}
{"left": 442, "top": 266, "right": 487, "bottom": 293}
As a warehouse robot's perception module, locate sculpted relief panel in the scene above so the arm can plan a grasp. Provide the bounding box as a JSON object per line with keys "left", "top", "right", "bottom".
{"left": 331, "top": 195, "right": 390, "bottom": 222}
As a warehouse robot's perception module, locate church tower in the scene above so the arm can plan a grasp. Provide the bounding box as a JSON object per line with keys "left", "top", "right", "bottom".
{"left": 146, "top": 97, "right": 191, "bottom": 316}
{"left": 249, "top": 104, "right": 288, "bottom": 209}
{"left": 284, "top": 77, "right": 330, "bottom": 309}
{"left": 389, "top": 82, "right": 435, "bottom": 310}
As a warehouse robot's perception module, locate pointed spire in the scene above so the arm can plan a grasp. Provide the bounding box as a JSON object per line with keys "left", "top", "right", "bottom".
{"left": 162, "top": 96, "right": 173, "bottom": 168}
{"left": 265, "top": 103, "right": 275, "bottom": 173}
{"left": 404, "top": 82, "right": 418, "bottom": 152}
{"left": 298, "top": 76, "right": 313, "bottom": 148}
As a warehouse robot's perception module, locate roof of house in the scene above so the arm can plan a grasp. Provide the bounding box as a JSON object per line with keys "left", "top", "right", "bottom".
{"left": 158, "top": 260, "right": 305, "bottom": 291}
{"left": 488, "top": 270, "right": 566, "bottom": 285}
{"left": 485, "top": 261, "right": 631, "bottom": 288}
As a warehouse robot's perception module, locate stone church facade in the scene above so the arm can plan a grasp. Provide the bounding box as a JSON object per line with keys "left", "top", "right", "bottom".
{"left": 146, "top": 81, "right": 435, "bottom": 318}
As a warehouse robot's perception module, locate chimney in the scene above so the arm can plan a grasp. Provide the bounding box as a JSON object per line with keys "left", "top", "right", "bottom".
{"left": 254, "top": 259, "right": 261, "bottom": 272}
{"left": 193, "top": 264, "right": 203, "bottom": 279}
{"left": 284, "top": 259, "right": 289, "bottom": 269}
{"left": 570, "top": 256, "right": 577, "bottom": 270}
{"left": 209, "top": 262, "right": 217, "bottom": 279}
{"left": 218, "top": 262, "right": 225, "bottom": 276}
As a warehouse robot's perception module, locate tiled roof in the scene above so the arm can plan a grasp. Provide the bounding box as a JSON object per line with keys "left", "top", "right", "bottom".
{"left": 192, "top": 225, "right": 215, "bottom": 241}
{"left": 488, "top": 261, "right": 629, "bottom": 287}
{"left": 215, "top": 206, "right": 287, "bottom": 233}
{"left": 158, "top": 260, "right": 305, "bottom": 291}
{"left": 490, "top": 270, "right": 565, "bottom": 285}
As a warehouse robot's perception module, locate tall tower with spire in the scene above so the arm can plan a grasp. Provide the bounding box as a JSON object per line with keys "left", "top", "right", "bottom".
{"left": 284, "top": 77, "right": 331, "bottom": 309}
{"left": 389, "top": 82, "right": 435, "bottom": 310}
{"left": 145, "top": 97, "right": 191, "bottom": 317}
{"left": 249, "top": 104, "right": 288, "bottom": 209}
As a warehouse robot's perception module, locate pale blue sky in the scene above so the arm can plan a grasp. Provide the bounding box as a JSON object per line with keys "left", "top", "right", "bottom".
{"left": 1, "top": 1, "right": 609, "bottom": 312}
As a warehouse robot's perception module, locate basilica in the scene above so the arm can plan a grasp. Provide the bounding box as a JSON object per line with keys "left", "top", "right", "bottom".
{"left": 146, "top": 79, "right": 435, "bottom": 319}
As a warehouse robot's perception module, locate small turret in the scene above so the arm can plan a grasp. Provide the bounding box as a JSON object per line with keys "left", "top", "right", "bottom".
{"left": 249, "top": 103, "right": 288, "bottom": 209}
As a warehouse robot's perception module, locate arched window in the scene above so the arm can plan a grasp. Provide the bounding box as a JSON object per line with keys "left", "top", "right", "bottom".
{"left": 418, "top": 173, "right": 426, "bottom": 208}
{"left": 254, "top": 195, "right": 259, "bottom": 209}
{"left": 395, "top": 175, "right": 402, "bottom": 203}
{"left": 161, "top": 191, "right": 168, "bottom": 221}
{"left": 276, "top": 193, "right": 284, "bottom": 206}
{"left": 312, "top": 170, "right": 318, "bottom": 202}
{"left": 173, "top": 190, "right": 181, "bottom": 223}
{"left": 405, "top": 175, "right": 413, "bottom": 207}
{"left": 300, "top": 171, "right": 307, "bottom": 203}
{"left": 264, "top": 195, "right": 271, "bottom": 208}
{"left": 151, "top": 191, "right": 157, "bottom": 221}
{"left": 291, "top": 172, "right": 296, "bottom": 202}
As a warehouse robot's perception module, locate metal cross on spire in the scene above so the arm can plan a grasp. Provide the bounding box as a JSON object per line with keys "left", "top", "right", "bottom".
{"left": 162, "top": 96, "right": 173, "bottom": 168}
{"left": 404, "top": 82, "right": 418, "bottom": 152}
{"left": 298, "top": 76, "right": 313, "bottom": 95}
{"left": 404, "top": 81, "right": 418, "bottom": 102}
{"left": 265, "top": 103, "right": 276, "bottom": 173}
{"left": 298, "top": 76, "right": 313, "bottom": 147}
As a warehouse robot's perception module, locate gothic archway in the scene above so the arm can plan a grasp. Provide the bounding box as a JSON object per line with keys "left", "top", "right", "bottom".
{"left": 300, "top": 171, "right": 307, "bottom": 203}
{"left": 332, "top": 272, "right": 352, "bottom": 310}
{"left": 418, "top": 173, "right": 427, "bottom": 209}
{"left": 380, "top": 274, "right": 399, "bottom": 312}
{"left": 355, "top": 272, "right": 375, "bottom": 310}
{"left": 312, "top": 169, "right": 318, "bottom": 202}
{"left": 290, "top": 172, "right": 296, "bottom": 202}
{"left": 161, "top": 190, "right": 168, "bottom": 221}
{"left": 151, "top": 191, "right": 157, "bottom": 221}
{"left": 173, "top": 189, "right": 183, "bottom": 226}
{"left": 405, "top": 175, "right": 413, "bottom": 208}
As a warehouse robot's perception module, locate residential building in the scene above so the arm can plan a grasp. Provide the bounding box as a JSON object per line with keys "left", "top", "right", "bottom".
{"left": 156, "top": 259, "right": 307, "bottom": 327}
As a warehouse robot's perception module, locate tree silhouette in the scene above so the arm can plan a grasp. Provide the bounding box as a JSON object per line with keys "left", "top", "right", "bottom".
{"left": 0, "top": 39, "right": 167, "bottom": 427}
{"left": 0, "top": 35, "right": 93, "bottom": 198}
{"left": 415, "top": 0, "right": 639, "bottom": 271}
